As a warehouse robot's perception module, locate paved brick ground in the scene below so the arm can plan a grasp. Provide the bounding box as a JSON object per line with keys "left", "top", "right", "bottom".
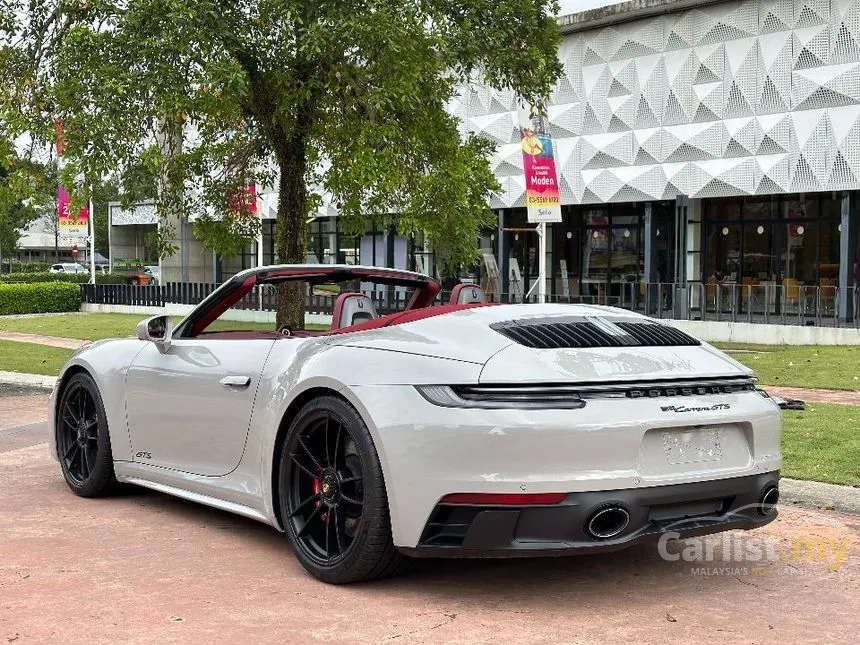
{"left": 0, "top": 332, "right": 87, "bottom": 350}
{"left": 1, "top": 389, "right": 858, "bottom": 644}
{"left": 766, "top": 386, "right": 860, "bottom": 406}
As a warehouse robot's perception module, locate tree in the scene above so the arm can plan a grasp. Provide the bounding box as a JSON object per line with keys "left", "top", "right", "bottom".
{"left": 2, "top": 0, "right": 562, "bottom": 326}
{"left": 0, "top": 154, "right": 53, "bottom": 267}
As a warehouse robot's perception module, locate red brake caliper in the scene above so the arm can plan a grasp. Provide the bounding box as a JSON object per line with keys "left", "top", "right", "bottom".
{"left": 313, "top": 477, "right": 327, "bottom": 521}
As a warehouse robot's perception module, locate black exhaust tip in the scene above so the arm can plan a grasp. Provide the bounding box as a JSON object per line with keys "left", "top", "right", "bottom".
{"left": 585, "top": 505, "right": 630, "bottom": 539}
{"left": 759, "top": 486, "right": 779, "bottom": 515}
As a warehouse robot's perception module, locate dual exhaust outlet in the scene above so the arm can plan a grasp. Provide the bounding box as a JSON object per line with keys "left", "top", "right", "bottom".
{"left": 759, "top": 486, "right": 779, "bottom": 516}
{"left": 585, "top": 505, "right": 630, "bottom": 540}
{"left": 584, "top": 485, "right": 779, "bottom": 539}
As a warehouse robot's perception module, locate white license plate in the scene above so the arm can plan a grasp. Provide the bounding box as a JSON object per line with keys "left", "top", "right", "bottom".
{"left": 662, "top": 427, "right": 722, "bottom": 465}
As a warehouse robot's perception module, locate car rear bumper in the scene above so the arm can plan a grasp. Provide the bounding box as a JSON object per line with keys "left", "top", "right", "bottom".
{"left": 347, "top": 384, "right": 782, "bottom": 548}
{"left": 399, "top": 471, "right": 779, "bottom": 558}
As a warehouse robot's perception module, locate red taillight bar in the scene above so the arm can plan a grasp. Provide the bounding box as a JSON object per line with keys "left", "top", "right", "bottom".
{"left": 439, "top": 492, "right": 566, "bottom": 506}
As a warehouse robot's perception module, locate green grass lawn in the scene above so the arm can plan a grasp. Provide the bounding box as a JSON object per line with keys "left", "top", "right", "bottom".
{"left": 713, "top": 343, "right": 860, "bottom": 391}
{"left": 781, "top": 403, "right": 860, "bottom": 487}
{"left": 0, "top": 313, "right": 328, "bottom": 341}
{"left": 0, "top": 340, "right": 72, "bottom": 376}
{"left": 0, "top": 326, "right": 857, "bottom": 486}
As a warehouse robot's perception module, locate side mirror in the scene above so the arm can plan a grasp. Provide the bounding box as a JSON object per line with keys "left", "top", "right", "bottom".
{"left": 136, "top": 315, "right": 173, "bottom": 353}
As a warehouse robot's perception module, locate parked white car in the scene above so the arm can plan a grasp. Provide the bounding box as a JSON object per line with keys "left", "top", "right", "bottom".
{"left": 49, "top": 263, "right": 88, "bottom": 274}
{"left": 49, "top": 264, "right": 782, "bottom": 584}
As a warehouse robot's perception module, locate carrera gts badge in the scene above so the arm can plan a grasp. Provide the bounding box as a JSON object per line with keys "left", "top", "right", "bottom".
{"left": 661, "top": 403, "right": 730, "bottom": 413}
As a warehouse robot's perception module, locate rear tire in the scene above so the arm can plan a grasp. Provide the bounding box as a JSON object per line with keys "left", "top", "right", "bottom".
{"left": 56, "top": 372, "right": 118, "bottom": 497}
{"left": 278, "top": 395, "right": 406, "bottom": 584}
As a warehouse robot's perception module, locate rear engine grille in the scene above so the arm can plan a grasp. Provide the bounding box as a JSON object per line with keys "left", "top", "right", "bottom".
{"left": 492, "top": 320, "right": 626, "bottom": 348}
{"left": 613, "top": 321, "right": 700, "bottom": 346}
{"left": 491, "top": 319, "right": 701, "bottom": 349}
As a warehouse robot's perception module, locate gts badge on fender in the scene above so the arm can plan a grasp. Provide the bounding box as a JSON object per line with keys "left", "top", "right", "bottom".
{"left": 661, "top": 403, "right": 730, "bottom": 413}
{"left": 135, "top": 451, "right": 152, "bottom": 459}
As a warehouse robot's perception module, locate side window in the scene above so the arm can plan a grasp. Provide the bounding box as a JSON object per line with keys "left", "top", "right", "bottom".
{"left": 189, "top": 282, "right": 282, "bottom": 337}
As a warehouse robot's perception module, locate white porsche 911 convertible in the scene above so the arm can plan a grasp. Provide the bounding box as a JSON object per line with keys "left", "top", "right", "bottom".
{"left": 50, "top": 264, "right": 781, "bottom": 583}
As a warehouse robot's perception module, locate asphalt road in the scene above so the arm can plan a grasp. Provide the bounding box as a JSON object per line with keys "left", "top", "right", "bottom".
{"left": 1, "top": 388, "right": 858, "bottom": 644}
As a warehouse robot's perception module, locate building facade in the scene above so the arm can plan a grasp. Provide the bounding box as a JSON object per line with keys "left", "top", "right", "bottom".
{"left": 104, "top": 0, "right": 860, "bottom": 321}
{"left": 455, "top": 0, "right": 860, "bottom": 320}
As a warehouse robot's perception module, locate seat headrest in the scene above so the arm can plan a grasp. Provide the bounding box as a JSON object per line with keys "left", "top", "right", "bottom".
{"left": 450, "top": 283, "right": 487, "bottom": 305}
{"left": 332, "top": 292, "right": 378, "bottom": 329}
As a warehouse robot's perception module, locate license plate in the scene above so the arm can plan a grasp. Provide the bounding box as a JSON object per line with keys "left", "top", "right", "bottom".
{"left": 662, "top": 427, "right": 722, "bottom": 465}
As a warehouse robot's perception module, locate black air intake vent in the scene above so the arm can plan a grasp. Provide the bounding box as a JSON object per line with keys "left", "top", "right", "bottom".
{"left": 613, "top": 321, "right": 700, "bottom": 347}
{"left": 492, "top": 321, "right": 628, "bottom": 349}
{"left": 491, "top": 319, "right": 701, "bottom": 349}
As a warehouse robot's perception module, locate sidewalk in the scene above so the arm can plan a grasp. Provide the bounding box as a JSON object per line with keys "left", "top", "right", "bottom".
{"left": 766, "top": 385, "right": 860, "bottom": 406}
{"left": 0, "top": 331, "right": 88, "bottom": 350}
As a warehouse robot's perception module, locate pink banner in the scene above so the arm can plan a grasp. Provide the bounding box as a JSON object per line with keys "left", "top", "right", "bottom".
{"left": 57, "top": 185, "right": 88, "bottom": 231}
{"left": 518, "top": 108, "right": 562, "bottom": 223}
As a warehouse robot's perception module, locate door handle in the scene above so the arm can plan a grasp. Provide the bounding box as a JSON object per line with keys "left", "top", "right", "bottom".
{"left": 220, "top": 375, "right": 251, "bottom": 388}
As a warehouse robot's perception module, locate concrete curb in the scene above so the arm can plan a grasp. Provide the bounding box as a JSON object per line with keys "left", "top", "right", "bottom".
{"left": 0, "top": 371, "right": 57, "bottom": 391}
{"left": 780, "top": 478, "right": 860, "bottom": 515}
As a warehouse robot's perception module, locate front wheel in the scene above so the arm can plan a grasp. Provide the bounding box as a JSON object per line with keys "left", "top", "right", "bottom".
{"left": 56, "top": 372, "right": 118, "bottom": 497}
{"left": 278, "top": 395, "right": 406, "bottom": 584}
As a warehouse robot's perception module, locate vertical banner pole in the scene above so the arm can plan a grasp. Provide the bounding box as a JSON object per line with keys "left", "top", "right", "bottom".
{"left": 252, "top": 183, "right": 264, "bottom": 310}
{"left": 517, "top": 100, "right": 561, "bottom": 303}
{"left": 89, "top": 197, "right": 96, "bottom": 284}
{"left": 538, "top": 221, "right": 547, "bottom": 303}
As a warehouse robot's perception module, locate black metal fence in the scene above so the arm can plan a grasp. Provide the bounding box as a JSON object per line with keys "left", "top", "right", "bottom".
{"left": 80, "top": 283, "right": 414, "bottom": 316}
{"left": 490, "top": 282, "right": 860, "bottom": 328}
{"left": 80, "top": 281, "right": 860, "bottom": 328}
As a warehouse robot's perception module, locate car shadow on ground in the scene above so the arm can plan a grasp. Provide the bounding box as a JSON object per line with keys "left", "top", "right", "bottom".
{"left": 84, "top": 479, "right": 769, "bottom": 595}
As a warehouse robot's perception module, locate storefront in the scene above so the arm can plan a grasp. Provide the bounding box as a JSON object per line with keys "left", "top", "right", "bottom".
{"left": 702, "top": 193, "right": 841, "bottom": 284}
{"left": 700, "top": 193, "right": 844, "bottom": 314}
{"left": 491, "top": 201, "right": 675, "bottom": 307}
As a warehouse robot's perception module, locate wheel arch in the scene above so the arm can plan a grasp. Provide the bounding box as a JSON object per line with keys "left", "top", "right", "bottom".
{"left": 52, "top": 364, "right": 93, "bottom": 438}
{"left": 270, "top": 386, "right": 351, "bottom": 532}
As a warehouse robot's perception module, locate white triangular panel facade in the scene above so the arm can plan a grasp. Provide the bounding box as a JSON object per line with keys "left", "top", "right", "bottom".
{"left": 453, "top": 0, "right": 860, "bottom": 207}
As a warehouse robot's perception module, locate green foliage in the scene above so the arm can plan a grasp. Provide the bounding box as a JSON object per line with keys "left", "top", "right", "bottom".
{"left": 3, "top": 262, "right": 51, "bottom": 273}
{"left": 0, "top": 156, "right": 52, "bottom": 258}
{"left": 192, "top": 212, "right": 261, "bottom": 260}
{"left": 3, "top": 0, "right": 562, "bottom": 324}
{"left": 0, "top": 281, "right": 81, "bottom": 315}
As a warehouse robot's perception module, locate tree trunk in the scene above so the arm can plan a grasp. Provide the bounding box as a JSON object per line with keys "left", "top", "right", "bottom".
{"left": 275, "top": 140, "right": 308, "bottom": 329}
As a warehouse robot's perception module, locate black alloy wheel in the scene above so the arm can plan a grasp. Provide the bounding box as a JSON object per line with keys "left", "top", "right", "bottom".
{"left": 56, "top": 372, "right": 117, "bottom": 497}
{"left": 280, "top": 395, "right": 405, "bottom": 584}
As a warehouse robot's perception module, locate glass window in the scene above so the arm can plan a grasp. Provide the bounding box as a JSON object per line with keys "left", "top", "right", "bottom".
{"left": 742, "top": 222, "right": 776, "bottom": 281}
{"left": 581, "top": 207, "right": 609, "bottom": 301}
{"left": 783, "top": 220, "right": 815, "bottom": 282}
{"left": 706, "top": 223, "right": 741, "bottom": 282}
{"left": 553, "top": 214, "right": 582, "bottom": 298}
{"left": 609, "top": 225, "right": 643, "bottom": 281}
{"left": 820, "top": 192, "right": 841, "bottom": 220}
{"left": 819, "top": 219, "right": 840, "bottom": 283}
{"left": 705, "top": 197, "right": 741, "bottom": 221}
{"left": 743, "top": 195, "right": 777, "bottom": 220}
